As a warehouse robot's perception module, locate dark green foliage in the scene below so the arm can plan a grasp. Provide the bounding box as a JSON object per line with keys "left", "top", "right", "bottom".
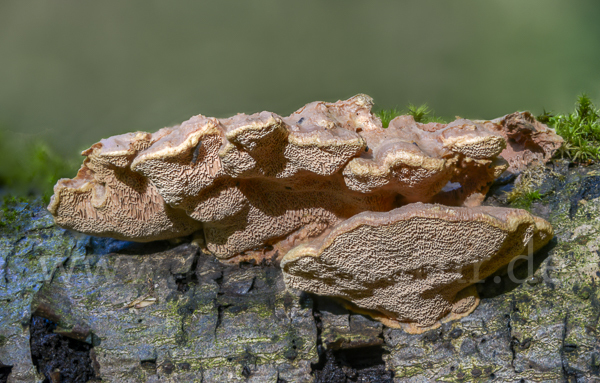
{"left": 541, "top": 94, "right": 600, "bottom": 163}
{"left": 0, "top": 130, "right": 79, "bottom": 201}
{"left": 375, "top": 103, "right": 446, "bottom": 128}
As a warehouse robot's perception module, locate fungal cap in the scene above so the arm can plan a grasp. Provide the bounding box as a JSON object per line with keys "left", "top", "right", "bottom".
{"left": 281, "top": 203, "right": 553, "bottom": 333}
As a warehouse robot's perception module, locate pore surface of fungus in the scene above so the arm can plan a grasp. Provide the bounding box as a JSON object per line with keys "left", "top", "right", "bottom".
{"left": 281, "top": 203, "right": 553, "bottom": 333}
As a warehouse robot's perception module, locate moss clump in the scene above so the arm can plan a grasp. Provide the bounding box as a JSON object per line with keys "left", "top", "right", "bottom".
{"left": 0, "top": 195, "right": 29, "bottom": 229}
{"left": 375, "top": 107, "right": 402, "bottom": 128}
{"left": 508, "top": 190, "right": 543, "bottom": 210}
{"left": 404, "top": 103, "right": 446, "bottom": 124}
{"left": 376, "top": 103, "right": 446, "bottom": 128}
{"left": 539, "top": 94, "right": 600, "bottom": 163}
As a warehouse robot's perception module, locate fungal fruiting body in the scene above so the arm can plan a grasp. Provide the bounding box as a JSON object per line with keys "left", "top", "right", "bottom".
{"left": 49, "top": 95, "right": 555, "bottom": 332}
{"left": 49, "top": 95, "right": 510, "bottom": 258}
{"left": 281, "top": 203, "right": 552, "bottom": 333}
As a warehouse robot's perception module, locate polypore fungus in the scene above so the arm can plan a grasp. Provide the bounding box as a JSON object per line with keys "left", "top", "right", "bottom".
{"left": 480, "top": 111, "right": 563, "bottom": 174}
{"left": 281, "top": 203, "right": 553, "bottom": 333}
{"left": 48, "top": 94, "right": 555, "bottom": 331}
{"left": 49, "top": 95, "right": 511, "bottom": 259}
{"left": 48, "top": 132, "right": 202, "bottom": 242}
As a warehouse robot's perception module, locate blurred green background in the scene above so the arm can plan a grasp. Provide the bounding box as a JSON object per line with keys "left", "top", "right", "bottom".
{"left": 1, "top": 0, "right": 599, "bottom": 196}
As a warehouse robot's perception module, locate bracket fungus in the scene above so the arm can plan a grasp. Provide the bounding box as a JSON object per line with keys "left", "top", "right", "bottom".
{"left": 49, "top": 94, "right": 554, "bottom": 332}
{"left": 480, "top": 111, "right": 563, "bottom": 175}
{"left": 281, "top": 203, "right": 552, "bottom": 333}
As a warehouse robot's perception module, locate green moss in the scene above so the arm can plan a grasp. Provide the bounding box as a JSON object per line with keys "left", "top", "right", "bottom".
{"left": 405, "top": 103, "right": 446, "bottom": 123}
{"left": 1, "top": 196, "right": 23, "bottom": 225}
{"left": 509, "top": 190, "right": 543, "bottom": 210}
{"left": 540, "top": 94, "right": 600, "bottom": 163}
{"left": 375, "top": 107, "right": 402, "bottom": 128}
{"left": 375, "top": 102, "right": 446, "bottom": 128}
{"left": 504, "top": 164, "right": 547, "bottom": 210}
{"left": 393, "top": 364, "right": 432, "bottom": 379}
{"left": 0, "top": 195, "right": 32, "bottom": 233}
{"left": 0, "top": 335, "right": 7, "bottom": 347}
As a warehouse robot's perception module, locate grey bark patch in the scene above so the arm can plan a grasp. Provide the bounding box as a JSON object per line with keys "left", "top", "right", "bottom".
{"left": 569, "top": 176, "right": 600, "bottom": 218}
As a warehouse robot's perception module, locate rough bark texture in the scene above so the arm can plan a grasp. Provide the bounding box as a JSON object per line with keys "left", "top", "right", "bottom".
{"left": 2, "top": 160, "right": 600, "bottom": 382}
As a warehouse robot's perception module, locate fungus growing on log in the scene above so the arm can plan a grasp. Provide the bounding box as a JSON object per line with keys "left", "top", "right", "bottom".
{"left": 49, "top": 95, "right": 512, "bottom": 258}
{"left": 47, "top": 132, "right": 202, "bottom": 242}
{"left": 281, "top": 203, "right": 553, "bottom": 333}
{"left": 48, "top": 94, "right": 555, "bottom": 331}
{"left": 480, "top": 111, "right": 563, "bottom": 175}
